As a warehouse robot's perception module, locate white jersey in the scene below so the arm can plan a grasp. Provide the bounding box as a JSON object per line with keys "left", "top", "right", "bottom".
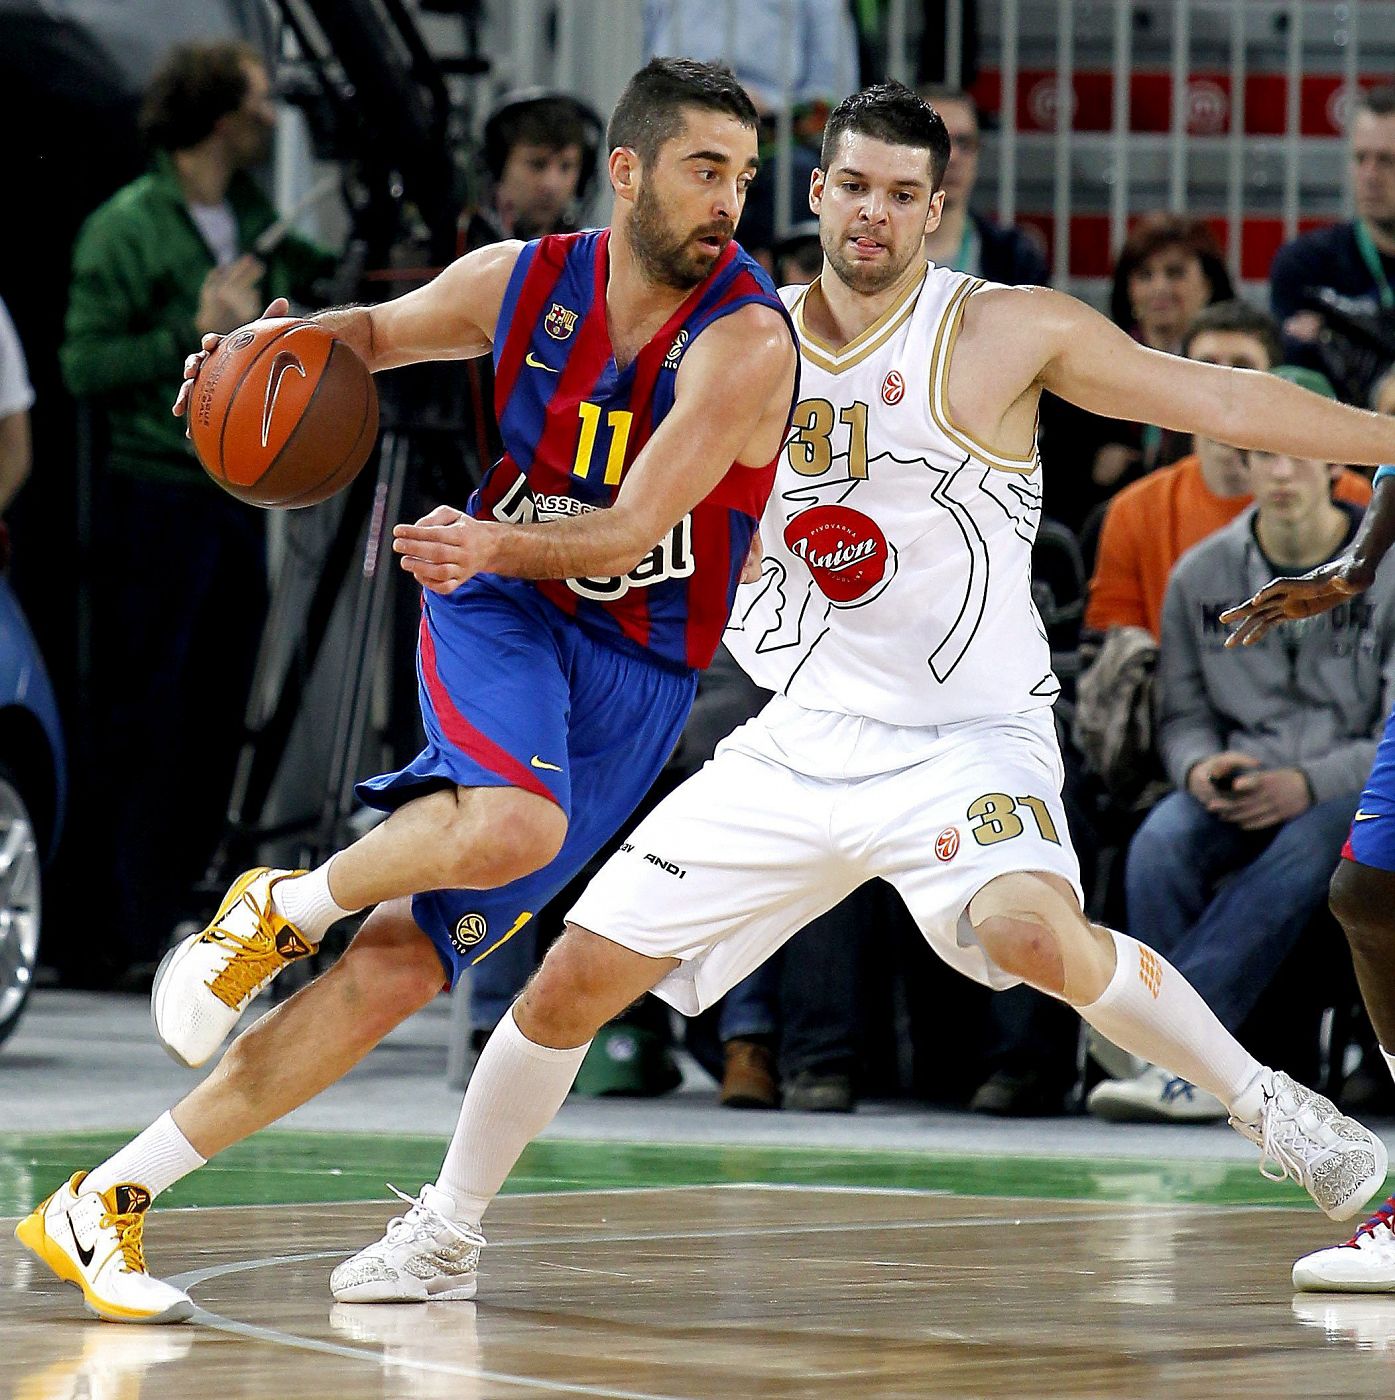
{"left": 724, "top": 263, "right": 1058, "bottom": 728}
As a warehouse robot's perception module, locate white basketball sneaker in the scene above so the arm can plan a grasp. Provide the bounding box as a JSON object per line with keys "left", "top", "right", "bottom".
{"left": 1086, "top": 1065, "right": 1228, "bottom": 1123}
{"left": 151, "top": 866, "right": 312, "bottom": 1067}
{"left": 14, "top": 1172, "right": 193, "bottom": 1324}
{"left": 1293, "top": 1196, "right": 1395, "bottom": 1292}
{"left": 330, "top": 1185, "right": 485, "bottom": 1303}
{"left": 1229, "top": 1070, "right": 1388, "bottom": 1221}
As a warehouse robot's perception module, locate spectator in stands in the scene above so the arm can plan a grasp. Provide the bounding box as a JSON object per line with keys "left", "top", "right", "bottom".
{"left": 1086, "top": 303, "right": 1372, "bottom": 641}
{"left": 918, "top": 87, "right": 1048, "bottom": 286}
{"left": 463, "top": 92, "right": 600, "bottom": 250}
{"left": 1043, "top": 215, "right": 1235, "bottom": 530}
{"left": 1087, "top": 412, "right": 1395, "bottom": 1122}
{"left": 61, "top": 41, "right": 335, "bottom": 984}
{"left": 0, "top": 297, "right": 33, "bottom": 524}
{"left": 772, "top": 220, "right": 824, "bottom": 286}
{"left": 1271, "top": 85, "right": 1395, "bottom": 408}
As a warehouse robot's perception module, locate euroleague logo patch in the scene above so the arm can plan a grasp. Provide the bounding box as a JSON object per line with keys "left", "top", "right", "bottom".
{"left": 783, "top": 504, "right": 891, "bottom": 605}
{"left": 881, "top": 370, "right": 905, "bottom": 405}
{"left": 935, "top": 827, "right": 960, "bottom": 862}
{"left": 451, "top": 913, "right": 488, "bottom": 953}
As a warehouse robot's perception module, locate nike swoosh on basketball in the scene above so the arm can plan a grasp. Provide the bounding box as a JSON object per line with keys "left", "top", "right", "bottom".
{"left": 1354, "top": 811, "right": 1383, "bottom": 822}
{"left": 68, "top": 1214, "right": 95, "bottom": 1268}
{"left": 260, "top": 348, "right": 307, "bottom": 447}
{"left": 525, "top": 352, "right": 558, "bottom": 373}
{"left": 530, "top": 756, "right": 563, "bottom": 771}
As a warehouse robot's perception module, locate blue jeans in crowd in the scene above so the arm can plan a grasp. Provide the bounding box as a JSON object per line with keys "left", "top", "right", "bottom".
{"left": 1124, "top": 788, "right": 1358, "bottom": 1034}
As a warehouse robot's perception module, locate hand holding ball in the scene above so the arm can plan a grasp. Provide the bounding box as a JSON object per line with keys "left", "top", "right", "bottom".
{"left": 188, "top": 317, "right": 378, "bottom": 508}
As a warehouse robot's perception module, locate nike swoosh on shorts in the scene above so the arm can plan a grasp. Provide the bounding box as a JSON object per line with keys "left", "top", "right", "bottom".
{"left": 530, "top": 756, "right": 563, "bottom": 771}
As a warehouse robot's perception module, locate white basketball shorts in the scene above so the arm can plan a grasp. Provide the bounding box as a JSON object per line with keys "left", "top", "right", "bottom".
{"left": 566, "top": 696, "right": 1083, "bottom": 1017}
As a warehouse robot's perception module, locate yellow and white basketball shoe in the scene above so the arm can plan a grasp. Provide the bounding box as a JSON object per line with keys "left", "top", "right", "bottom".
{"left": 14, "top": 1173, "right": 193, "bottom": 1323}
{"left": 1230, "top": 1070, "right": 1388, "bottom": 1221}
{"left": 151, "top": 866, "right": 311, "bottom": 1067}
{"left": 330, "top": 1185, "right": 485, "bottom": 1303}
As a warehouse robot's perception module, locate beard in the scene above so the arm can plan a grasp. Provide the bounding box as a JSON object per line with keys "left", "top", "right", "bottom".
{"left": 626, "top": 182, "right": 733, "bottom": 290}
{"left": 820, "top": 223, "right": 920, "bottom": 295}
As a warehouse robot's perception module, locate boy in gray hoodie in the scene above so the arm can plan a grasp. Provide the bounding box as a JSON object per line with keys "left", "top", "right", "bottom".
{"left": 1089, "top": 445, "right": 1395, "bottom": 1123}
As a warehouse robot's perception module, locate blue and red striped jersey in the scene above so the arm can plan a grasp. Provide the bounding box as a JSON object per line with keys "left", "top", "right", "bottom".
{"left": 470, "top": 228, "right": 796, "bottom": 671}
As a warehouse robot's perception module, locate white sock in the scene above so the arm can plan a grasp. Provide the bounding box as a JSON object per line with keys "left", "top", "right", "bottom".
{"left": 434, "top": 1006, "right": 590, "bottom": 1224}
{"left": 83, "top": 1111, "right": 206, "bottom": 1201}
{"left": 271, "top": 856, "right": 360, "bottom": 944}
{"left": 1080, "top": 930, "right": 1266, "bottom": 1120}
{"left": 1381, "top": 1047, "right": 1395, "bottom": 1087}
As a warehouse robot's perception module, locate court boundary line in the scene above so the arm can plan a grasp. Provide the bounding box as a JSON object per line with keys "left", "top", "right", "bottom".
{"left": 166, "top": 1198, "right": 1170, "bottom": 1397}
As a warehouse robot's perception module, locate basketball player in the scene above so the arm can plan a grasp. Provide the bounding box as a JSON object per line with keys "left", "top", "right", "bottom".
{"left": 1225, "top": 464, "right": 1395, "bottom": 1289}
{"left": 14, "top": 57, "right": 797, "bottom": 1323}
{"left": 322, "top": 83, "right": 1395, "bottom": 1305}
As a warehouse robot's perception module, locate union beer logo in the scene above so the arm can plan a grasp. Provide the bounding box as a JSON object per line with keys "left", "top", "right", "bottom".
{"left": 783, "top": 504, "right": 890, "bottom": 606}
{"left": 451, "top": 913, "right": 488, "bottom": 952}
{"left": 935, "top": 827, "right": 960, "bottom": 862}
{"left": 545, "top": 303, "right": 578, "bottom": 340}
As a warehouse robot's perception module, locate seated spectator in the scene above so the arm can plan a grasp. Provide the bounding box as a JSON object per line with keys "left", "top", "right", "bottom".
{"left": 1270, "top": 84, "right": 1395, "bottom": 407}
{"left": 918, "top": 87, "right": 1048, "bottom": 286}
{"left": 771, "top": 220, "right": 823, "bottom": 287}
{"left": 1087, "top": 420, "right": 1395, "bottom": 1122}
{"left": 1086, "top": 305, "right": 1372, "bottom": 642}
{"left": 1044, "top": 215, "right": 1234, "bottom": 528}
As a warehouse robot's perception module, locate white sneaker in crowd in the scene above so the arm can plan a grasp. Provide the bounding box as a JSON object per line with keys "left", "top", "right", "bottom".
{"left": 1086, "top": 1064, "right": 1228, "bottom": 1123}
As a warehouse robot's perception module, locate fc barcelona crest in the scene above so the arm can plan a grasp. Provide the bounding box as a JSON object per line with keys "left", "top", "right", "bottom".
{"left": 545, "top": 303, "right": 579, "bottom": 341}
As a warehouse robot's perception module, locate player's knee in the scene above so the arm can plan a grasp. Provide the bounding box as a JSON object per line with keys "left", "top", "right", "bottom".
{"left": 515, "top": 925, "right": 655, "bottom": 1047}
{"left": 334, "top": 916, "right": 445, "bottom": 1037}
{"left": 975, "top": 912, "right": 1065, "bottom": 993}
{"left": 440, "top": 789, "right": 567, "bottom": 888}
{"left": 1330, "top": 860, "right": 1395, "bottom": 952}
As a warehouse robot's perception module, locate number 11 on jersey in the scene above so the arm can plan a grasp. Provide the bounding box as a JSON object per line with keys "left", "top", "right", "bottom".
{"left": 574, "top": 402, "right": 634, "bottom": 486}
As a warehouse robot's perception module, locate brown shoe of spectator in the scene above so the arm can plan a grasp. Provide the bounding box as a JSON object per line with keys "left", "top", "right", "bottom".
{"left": 720, "top": 1038, "right": 779, "bottom": 1109}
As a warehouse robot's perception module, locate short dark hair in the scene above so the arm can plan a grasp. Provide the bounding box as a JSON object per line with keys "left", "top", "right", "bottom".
{"left": 1356, "top": 85, "right": 1395, "bottom": 121}
{"left": 607, "top": 58, "right": 758, "bottom": 167}
{"left": 493, "top": 97, "right": 593, "bottom": 161}
{"left": 1181, "top": 298, "right": 1283, "bottom": 366}
{"left": 820, "top": 83, "right": 951, "bottom": 189}
{"left": 916, "top": 84, "right": 979, "bottom": 127}
{"left": 140, "top": 40, "right": 261, "bottom": 153}
{"left": 1109, "top": 213, "right": 1234, "bottom": 329}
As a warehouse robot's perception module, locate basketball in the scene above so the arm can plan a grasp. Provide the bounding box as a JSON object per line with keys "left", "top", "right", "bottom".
{"left": 189, "top": 317, "right": 379, "bottom": 508}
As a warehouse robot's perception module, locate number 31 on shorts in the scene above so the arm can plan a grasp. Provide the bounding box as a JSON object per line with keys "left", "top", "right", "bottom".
{"left": 967, "top": 792, "right": 1060, "bottom": 846}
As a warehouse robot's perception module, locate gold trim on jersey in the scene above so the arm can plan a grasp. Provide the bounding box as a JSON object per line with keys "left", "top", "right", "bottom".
{"left": 793, "top": 263, "right": 929, "bottom": 375}
{"left": 929, "top": 277, "right": 1039, "bottom": 475}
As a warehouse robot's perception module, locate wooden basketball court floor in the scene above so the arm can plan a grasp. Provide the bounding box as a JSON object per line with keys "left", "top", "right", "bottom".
{"left": 6, "top": 1133, "right": 1395, "bottom": 1398}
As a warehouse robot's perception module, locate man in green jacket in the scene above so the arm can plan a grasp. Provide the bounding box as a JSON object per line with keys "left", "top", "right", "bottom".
{"left": 62, "top": 40, "right": 336, "bottom": 982}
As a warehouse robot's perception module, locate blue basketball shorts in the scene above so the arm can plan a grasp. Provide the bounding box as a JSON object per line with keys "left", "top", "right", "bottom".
{"left": 356, "top": 576, "right": 697, "bottom": 985}
{"left": 1344, "top": 704, "right": 1395, "bottom": 871}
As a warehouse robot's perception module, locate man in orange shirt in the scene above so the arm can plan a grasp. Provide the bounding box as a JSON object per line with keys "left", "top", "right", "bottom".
{"left": 1085, "top": 301, "right": 1372, "bottom": 640}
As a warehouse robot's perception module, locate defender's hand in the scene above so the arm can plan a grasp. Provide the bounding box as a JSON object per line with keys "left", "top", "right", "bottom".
{"left": 740, "top": 530, "right": 763, "bottom": 584}
{"left": 1220, "top": 557, "right": 1372, "bottom": 648}
{"left": 173, "top": 296, "right": 291, "bottom": 420}
{"left": 393, "top": 506, "right": 488, "bottom": 595}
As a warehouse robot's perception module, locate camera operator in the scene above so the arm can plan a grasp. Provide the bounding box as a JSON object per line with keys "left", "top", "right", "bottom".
{"left": 1271, "top": 85, "right": 1395, "bottom": 407}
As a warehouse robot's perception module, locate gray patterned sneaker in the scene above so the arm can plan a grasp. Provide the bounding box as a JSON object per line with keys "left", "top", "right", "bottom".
{"left": 330, "top": 1185, "right": 485, "bottom": 1303}
{"left": 1230, "top": 1070, "right": 1388, "bottom": 1222}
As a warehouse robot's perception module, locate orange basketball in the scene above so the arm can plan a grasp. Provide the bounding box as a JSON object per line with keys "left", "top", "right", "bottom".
{"left": 188, "top": 317, "right": 379, "bottom": 508}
